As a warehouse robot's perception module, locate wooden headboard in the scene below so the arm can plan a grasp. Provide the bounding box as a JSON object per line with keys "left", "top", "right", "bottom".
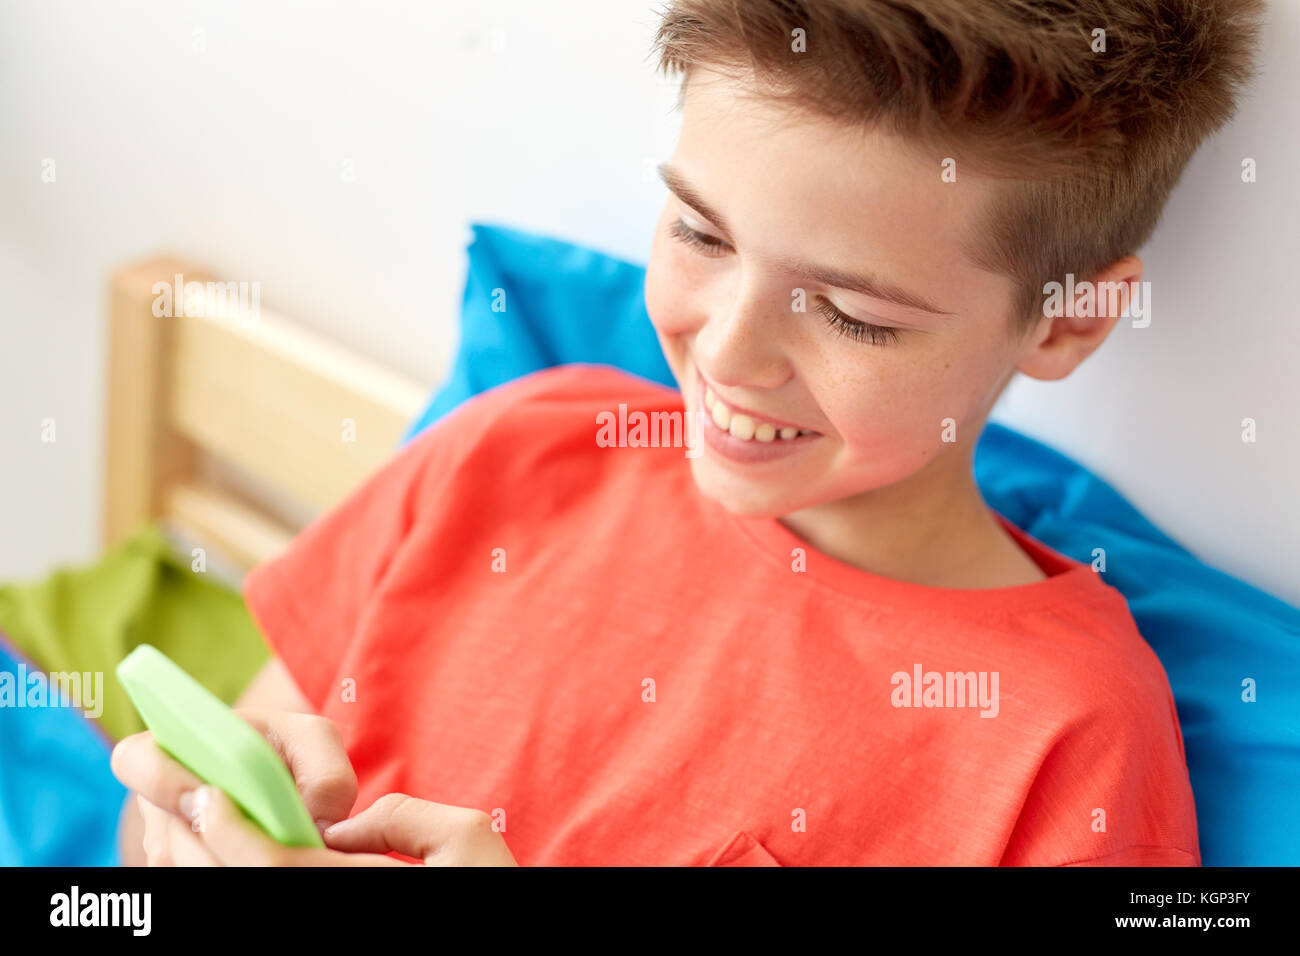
{"left": 104, "top": 257, "right": 431, "bottom": 572}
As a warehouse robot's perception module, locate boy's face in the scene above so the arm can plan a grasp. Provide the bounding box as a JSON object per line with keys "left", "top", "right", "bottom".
{"left": 644, "top": 66, "right": 1043, "bottom": 518}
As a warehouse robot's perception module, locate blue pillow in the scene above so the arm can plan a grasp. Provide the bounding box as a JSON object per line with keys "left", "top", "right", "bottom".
{"left": 403, "top": 224, "right": 675, "bottom": 441}
{"left": 975, "top": 426, "right": 1300, "bottom": 868}
{"left": 0, "top": 635, "right": 125, "bottom": 865}
{"left": 407, "top": 220, "right": 1300, "bottom": 866}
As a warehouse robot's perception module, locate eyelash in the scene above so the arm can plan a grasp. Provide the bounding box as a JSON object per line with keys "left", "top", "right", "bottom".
{"left": 666, "top": 217, "right": 902, "bottom": 347}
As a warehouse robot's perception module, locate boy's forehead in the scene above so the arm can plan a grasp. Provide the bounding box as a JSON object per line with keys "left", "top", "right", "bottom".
{"left": 675, "top": 68, "right": 995, "bottom": 282}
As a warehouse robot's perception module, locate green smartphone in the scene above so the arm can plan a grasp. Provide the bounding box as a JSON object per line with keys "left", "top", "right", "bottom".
{"left": 116, "top": 643, "right": 324, "bottom": 848}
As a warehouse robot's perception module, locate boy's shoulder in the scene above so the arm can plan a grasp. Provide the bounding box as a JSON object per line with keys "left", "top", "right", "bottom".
{"left": 962, "top": 527, "right": 1180, "bottom": 726}
{"left": 439, "top": 364, "right": 678, "bottom": 430}
{"left": 399, "top": 364, "right": 685, "bottom": 486}
{"left": 486, "top": 363, "right": 676, "bottom": 407}
{"left": 1012, "top": 575, "right": 1184, "bottom": 737}
{"left": 409, "top": 364, "right": 679, "bottom": 453}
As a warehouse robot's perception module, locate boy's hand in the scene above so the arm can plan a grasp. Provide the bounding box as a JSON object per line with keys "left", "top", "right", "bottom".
{"left": 111, "top": 709, "right": 358, "bottom": 865}
{"left": 111, "top": 710, "right": 518, "bottom": 865}
{"left": 179, "top": 788, "right": 519, "bottom": 866}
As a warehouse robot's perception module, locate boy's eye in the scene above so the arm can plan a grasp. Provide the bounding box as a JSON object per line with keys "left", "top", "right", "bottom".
{"left": 669, "top": 216, "right": 903, "bottom": 347}
{"left": 667, "top": 217, "right": 730, "bottom": 256}
{"left": 815, "top": 299, "right": 902, "bottom": 347}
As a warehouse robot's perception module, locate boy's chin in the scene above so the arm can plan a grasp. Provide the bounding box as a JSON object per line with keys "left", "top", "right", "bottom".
{"left": 687, "top": 459, "right": 810, "bottom": 520}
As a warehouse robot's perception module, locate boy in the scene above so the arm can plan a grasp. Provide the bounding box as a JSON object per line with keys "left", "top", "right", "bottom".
{"left": 115, "top": 0, "right": 1262, "bottom": 865}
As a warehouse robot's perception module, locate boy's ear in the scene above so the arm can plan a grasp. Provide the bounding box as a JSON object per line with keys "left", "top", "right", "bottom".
{"left": 1016, "top": 255, "right": 1144, "bottom": 382}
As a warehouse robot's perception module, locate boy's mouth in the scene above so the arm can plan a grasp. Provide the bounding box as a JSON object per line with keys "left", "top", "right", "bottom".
{"left": 695, "top": 371, "right": 821, "bottom": 464}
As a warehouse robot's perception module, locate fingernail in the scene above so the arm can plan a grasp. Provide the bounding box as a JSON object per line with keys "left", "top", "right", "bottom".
{"left": 181, "top": 787, "right": 213, "bottom": 820}
{"left": 315, "top": 818, "right": 336, "bottom": 834}
{"left": 322, "top": 819, "right": 350, "bottom": 836}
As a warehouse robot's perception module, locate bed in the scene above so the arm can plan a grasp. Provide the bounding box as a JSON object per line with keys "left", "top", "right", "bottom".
{"left": 0, "top": 256, "right": 433, "bottom": 866}
{"left": 2, "top": 230, "right": 1297, "bottom": 867}
{"left": 102, "top": 256, "right": 431, "bottom": 576}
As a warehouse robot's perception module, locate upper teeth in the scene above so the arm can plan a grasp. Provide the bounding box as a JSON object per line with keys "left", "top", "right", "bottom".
{"left": 702, "top": 387, "right": 809, "bottom": 442}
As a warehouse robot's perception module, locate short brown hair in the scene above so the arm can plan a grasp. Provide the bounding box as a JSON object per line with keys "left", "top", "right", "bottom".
{"left": 651, "top": 0, "right": 1264, "bottom": 333}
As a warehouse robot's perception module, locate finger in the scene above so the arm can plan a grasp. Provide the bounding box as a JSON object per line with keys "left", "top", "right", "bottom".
{"left": 112, "top": 733, "right": 205, "bottom": 816}
{"left": 187, "top": 786, "right": 292, "bottom": 866}
{"left": 166, "top": 810, "right": 222, "bottom": 867}
{"left": 137, "top": 797, "right": 173, "bottom": 866}
{"left": 322, "top": 793, "right": 486, "bottom": 861}
{"left": 138, "top": 796, "right": 220, "bottom": 868}
{"left": 236, "top": 710, "right": 357, "bottom": 829}
{"left": 190, "top": 786, "right": 404, "bottom": 867}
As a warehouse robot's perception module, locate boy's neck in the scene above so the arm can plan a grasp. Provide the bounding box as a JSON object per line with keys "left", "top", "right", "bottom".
{"left": 779, "top": 445, "right": 1045, "bottom": 590}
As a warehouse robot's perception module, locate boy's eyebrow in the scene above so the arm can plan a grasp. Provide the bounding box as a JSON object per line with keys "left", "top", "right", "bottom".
{"left": 657, "top": 162, "right": 954, "bottom": 317}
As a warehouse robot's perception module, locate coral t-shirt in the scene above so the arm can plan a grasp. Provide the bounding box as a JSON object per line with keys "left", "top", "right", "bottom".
{"left": 243, "top": 364, "right": 1200, "bottom": 866}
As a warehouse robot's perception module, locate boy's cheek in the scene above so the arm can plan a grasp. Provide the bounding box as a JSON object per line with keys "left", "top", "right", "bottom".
{"left": 643, "top": 272, "right": 701, "bottom": 341}
{"left": 830, "top": 408, "right": 951, "bottom": 472}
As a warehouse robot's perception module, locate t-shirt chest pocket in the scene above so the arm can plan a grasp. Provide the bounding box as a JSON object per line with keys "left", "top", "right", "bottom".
{"left": 704, "top": 830, "right": 782, "bottom": 866}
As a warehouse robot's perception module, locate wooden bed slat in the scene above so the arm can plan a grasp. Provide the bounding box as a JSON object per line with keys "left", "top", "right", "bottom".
{"left": 166, "top": 303, "right": 426, "bottom": 513}
{"left": 105, "top": 256, "right": 432, "bottom": 572}
{"left": 103, "top": 257, "right": 197, "bottom": 551}
{"left": 165, "top": 481, "right": 296, "bottom": 570}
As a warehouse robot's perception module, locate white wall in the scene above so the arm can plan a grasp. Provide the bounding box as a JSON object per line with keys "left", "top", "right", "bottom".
{"left": 0, "top": 0, "right": 678, "bottom": 584}
{"left": 2, "top": 0, "right": 1297, "bottom": 606}
{"left": 994, "top": 4, "right": 1300, "bottom": 606}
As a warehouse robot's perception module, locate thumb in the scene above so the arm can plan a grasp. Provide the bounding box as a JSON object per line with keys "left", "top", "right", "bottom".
{"left": 187, "top": 785, "right": 309, "bottom": 866}
{"left": 322, "top": 793, "right": 473, "bottom": 861}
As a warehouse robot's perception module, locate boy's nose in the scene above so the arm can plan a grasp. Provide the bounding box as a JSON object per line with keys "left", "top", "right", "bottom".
{"left": 693, "top": 288, "right": 795, "bottom": 392}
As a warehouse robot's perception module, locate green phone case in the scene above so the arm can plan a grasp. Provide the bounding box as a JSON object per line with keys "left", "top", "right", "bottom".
{"left": 116, "top": 644, "right": 324, "bottom": 848}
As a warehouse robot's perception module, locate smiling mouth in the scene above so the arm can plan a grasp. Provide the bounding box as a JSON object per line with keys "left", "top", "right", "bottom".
{"left": 698, "top": 375, "right": 818, "bottom": 443}
{"left": 694, "top": 371, "right": 821, "bottom": 464}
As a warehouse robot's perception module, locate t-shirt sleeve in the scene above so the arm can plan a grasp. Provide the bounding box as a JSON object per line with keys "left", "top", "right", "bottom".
{"left": 1056, "top": 844, "right": 1197, "bottom": 866}
{"left": 242, "top": 433, "right": 436, "bottom": 711}
{"left": 1000, "top": 677, "right": 1201, "bottom": 867}
{"left": 241, "top": 383, "right": 511, "bottom": 712}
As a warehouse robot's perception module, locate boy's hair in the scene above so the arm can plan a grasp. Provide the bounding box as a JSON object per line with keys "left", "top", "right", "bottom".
{"left": 651, "top": 0, "right": 1264, "bottom": 335}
